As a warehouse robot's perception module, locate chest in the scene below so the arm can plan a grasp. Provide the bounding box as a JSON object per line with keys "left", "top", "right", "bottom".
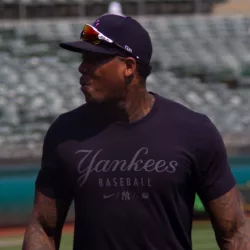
{"left": 57, "top": 130, "right": 195, "bottom": 200}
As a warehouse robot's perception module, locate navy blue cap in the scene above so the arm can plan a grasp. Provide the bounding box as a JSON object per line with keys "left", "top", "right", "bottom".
{"left": 59, "top": 14, "right": 152, "bottom": 65}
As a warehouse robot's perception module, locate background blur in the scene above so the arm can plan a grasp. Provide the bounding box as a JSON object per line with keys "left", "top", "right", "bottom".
{"left": 0, "top": 0, "right": 250, "bottom": 249}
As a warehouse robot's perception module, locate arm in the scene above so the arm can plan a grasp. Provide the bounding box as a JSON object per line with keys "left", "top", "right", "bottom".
{"left": 22, "top": 189, "right": 72, "bottom": 250}
{"left": 23, "top": 116, "right": 73, "bottom": 250}
{"left": 194, "top": 116, "right": 248, "bottom": 249}
{"left": 205, "top": 185, "right": 250, "bottom": 249}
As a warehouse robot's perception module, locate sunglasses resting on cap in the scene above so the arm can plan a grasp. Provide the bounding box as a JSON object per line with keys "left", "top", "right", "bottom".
{"left": 59, "top": 14, "right": 153, "bottom": 66}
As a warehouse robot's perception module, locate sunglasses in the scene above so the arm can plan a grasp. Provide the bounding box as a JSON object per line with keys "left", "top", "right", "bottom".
{"left": 80, "top": 24, "right": 146, "bottom": 64}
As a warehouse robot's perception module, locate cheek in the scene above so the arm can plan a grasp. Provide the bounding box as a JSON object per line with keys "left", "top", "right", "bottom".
{"left": 111, "top": 65, "right": 126, "bottom": 87}
{"left": 97, "top": 66, "right": 125, "bottom": 90}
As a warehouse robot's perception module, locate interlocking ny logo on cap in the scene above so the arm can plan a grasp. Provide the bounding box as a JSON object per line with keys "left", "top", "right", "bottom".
{"left": 95, "top": 20, "right": 100, "bottom": 27}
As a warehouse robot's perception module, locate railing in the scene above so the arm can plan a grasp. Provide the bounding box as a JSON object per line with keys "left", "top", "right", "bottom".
{"left": 0, "top": 0, "right": 216, "bottom": 20}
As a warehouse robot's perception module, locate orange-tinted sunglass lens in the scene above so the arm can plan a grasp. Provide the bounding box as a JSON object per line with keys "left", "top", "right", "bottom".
{"left": 80, "top": 25, "right": 100, "bottom": 45}
{"left": 83, "top": 25, "right": 99, "bottom": 35}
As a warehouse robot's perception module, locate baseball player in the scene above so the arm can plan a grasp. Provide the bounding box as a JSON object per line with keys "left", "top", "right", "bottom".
{"left": 22, "top": 14, "right": 250, "bottom": 250}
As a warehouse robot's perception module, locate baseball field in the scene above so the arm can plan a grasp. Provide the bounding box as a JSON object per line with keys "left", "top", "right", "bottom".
{"left": 0, "top": 221, "right": 220, "bottom": 250}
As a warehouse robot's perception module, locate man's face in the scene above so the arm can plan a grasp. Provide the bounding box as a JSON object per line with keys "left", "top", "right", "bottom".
{"left": 78, "top": 52, "right": 128, "bottom": 104}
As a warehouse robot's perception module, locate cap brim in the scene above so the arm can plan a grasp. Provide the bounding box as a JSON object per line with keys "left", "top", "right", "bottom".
{"left": 59, "top": 40, "right": 117, "bottom": 55}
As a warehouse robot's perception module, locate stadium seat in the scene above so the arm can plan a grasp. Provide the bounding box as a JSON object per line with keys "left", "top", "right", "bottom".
{"left": 1, "top": 16, "right": 250, "bottom": 155}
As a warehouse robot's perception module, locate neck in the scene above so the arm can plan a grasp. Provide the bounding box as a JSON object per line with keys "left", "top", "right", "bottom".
{"left": 104, "top": 85, "right": 155, "bottom": 123}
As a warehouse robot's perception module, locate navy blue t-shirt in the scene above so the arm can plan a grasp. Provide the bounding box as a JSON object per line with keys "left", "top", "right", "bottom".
{"left": 36, "top": 93, "right": 236, "bottom": 250}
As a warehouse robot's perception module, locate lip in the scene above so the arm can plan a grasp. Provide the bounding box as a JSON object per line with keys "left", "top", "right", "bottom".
{"left": 80, "top": 75, "right": 91, "bottom": 87}
{"left": 81, "top": 85, "right": 90, "bottom": 91}
{"left": 80, "top": 76, "right": 92, "bottom": 93}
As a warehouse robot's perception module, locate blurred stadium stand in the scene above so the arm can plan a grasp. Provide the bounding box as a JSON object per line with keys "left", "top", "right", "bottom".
{"left": 0, "top": 0, "right": 215, "bottom": 19}
{"left": 0, "top": 15, "right": 250, "bottom": 162}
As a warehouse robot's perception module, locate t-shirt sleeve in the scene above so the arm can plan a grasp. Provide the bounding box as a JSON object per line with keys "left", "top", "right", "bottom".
{"left": 35, "top": 116, "right": 73, "bottom": 201}
{"left": 196, "top": 116, "right": 236, "bottom": 202}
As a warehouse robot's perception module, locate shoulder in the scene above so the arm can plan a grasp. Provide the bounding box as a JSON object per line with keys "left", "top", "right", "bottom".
{"left": 50, "top": 103, "right": 99, "bottom": 130}
{"left": 156, "top": 93, "right": 211, "bottom": 127}
{"left": 155, "top": 93, "right": 221, "bottom": 143}
{"left": 43, "top": 103, "right": 98, "bottom": 145}
{"left": 57, "top": 103, "right": 96, "bottom": 123}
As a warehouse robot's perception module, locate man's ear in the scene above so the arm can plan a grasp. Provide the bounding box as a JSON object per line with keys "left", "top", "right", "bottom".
{"left": 124, "top": 57, "right": 136, "bottom": 78}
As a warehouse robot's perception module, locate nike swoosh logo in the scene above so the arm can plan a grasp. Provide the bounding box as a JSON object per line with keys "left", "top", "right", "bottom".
{"left": 103, "top": 194, "right": 115, "bottom": 199}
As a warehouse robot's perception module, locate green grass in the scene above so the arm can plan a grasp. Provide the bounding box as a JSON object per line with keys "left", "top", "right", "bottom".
{"left": 0, "top": 221, "right": 218, "bottom": 250}
{"left": 192, "top": 222, "right": 219, "bottom": 250}
{"left": 1, "top": 247, "right": 20, "bottom": 250}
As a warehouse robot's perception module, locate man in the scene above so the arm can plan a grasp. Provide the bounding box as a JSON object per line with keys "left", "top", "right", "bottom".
{"left": 22, "top": 14, "right": 250, "bottom": 250}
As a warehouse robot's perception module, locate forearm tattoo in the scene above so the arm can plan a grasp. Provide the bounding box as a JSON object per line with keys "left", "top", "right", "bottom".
{"left": 22, "top": 191, "right": 70, "bottom": 250}
{"left": 22, "top": 220, "right": 55, "bottom": 250}
{"left": 206, "top": 186, "right": 250, "bottom": 249}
